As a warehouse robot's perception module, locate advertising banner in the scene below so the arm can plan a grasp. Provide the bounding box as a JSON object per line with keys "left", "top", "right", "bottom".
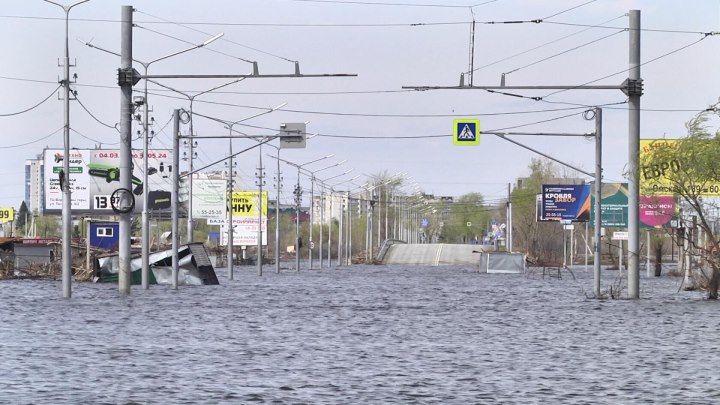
{"left": 639, "top": 195, "right": 676, "bottom": 228}
{"left": 43, "top": 149, "right": 173, "bottom": 215}
{"left": 541, "top": 184, "right": 591, "bottom": 222}
{"left": 192, "top": 179, "right": 227, "bottom": 220}
{"left": 590, "top": 183, "right": 628, "bottom": 228}
{"left": 216, "top": 191, "right": 269, "bottom": 246}
{"left": 640, "top": 138, "right": 720, "bottom": 196}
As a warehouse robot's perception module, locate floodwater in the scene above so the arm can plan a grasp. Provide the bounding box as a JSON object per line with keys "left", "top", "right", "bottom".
{"left": 1, "top": 263, "right": 718, "bottom": 404}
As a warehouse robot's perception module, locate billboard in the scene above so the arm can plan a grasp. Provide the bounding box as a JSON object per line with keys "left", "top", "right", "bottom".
{"left": 214, "top": 191, "right": 268, "bottom": 246}
{"left": 192, "top": 179, "right": 227, "bottom": 220}
{"left": 541, "top": 184, "right": 591, "bottom": 222}
{"left": 639, "top": 195, "right": 676, "bottom": 228}
{"left": 640, "top": 138, "right": 720, "bottom": 196}
{"left": 590, "top": 183, "right": 628, "bottom": 228}
{"left": 43, "top": 149, "right": 173, "bottom": 215}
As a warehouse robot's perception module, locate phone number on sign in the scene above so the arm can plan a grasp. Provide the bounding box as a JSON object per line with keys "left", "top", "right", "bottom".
{"left": 93, "top": 152, "right": 169, "bottom": 159}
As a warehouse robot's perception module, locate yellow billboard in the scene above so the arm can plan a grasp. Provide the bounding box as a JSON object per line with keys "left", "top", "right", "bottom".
{"left": 0, "top": 208, "right": 14, "bottom": 223}
{"left": 640, "top": 138, "right": 720, "bottom": 196}
{"left": 231, "top": 191, "right": 267, "bottom": 217}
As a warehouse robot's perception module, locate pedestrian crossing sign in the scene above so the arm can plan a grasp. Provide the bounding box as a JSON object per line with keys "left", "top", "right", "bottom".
{"left": 453, "top": 119, "right": 480, "bottom": 145}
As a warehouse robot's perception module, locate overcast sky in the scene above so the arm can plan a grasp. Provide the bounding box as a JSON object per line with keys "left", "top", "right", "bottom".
{"left": 1, "top": 0, "right": 719, "bottom": 211}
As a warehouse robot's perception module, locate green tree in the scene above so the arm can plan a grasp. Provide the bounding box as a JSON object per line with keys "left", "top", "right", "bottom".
{"left": 439, "top": 193, "right": 490, "bottom": 244}
{"left": 640, "top": 107, "right": 720, "bottom": 298}
{"left": 511, "top": 158, "right": 568, "bottom": 263}
{"left": 35, "top": 215, "right": 60, "bottom": 237}
{"left": 15, "top": 201, "right": 28, "bottom": 234}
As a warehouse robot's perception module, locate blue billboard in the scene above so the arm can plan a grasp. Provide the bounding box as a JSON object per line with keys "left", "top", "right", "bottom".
{"left": 541, "top": 184, "right": 591, "bottom": 222}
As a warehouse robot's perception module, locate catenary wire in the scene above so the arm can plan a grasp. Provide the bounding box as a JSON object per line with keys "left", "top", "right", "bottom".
{"left": 543, "top": 35, "right": 712, "bottom": 98}
{"left": 503, "top": 29, "right": 626, "bottom": 75}
{"left": 470, "top": 14, "right": 625, "bottom": 73}
{"left": 136, "top": 10, "right": 296, "bottom": 63}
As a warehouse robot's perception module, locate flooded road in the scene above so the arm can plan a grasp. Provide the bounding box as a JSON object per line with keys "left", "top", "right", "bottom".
{"left": 1, "top": 264, "right": 718, "bottom": 404}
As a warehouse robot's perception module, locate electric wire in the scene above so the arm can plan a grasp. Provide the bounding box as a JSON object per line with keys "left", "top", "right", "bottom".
{"left": 543, "top": 20, "right": 710, "bottom": 35}
{"left": 543, "top": 35, "right": 712, "bottom": 98}
{"left": 133, "top": 24, "right": 257, "bottom": 66}
{"left": 71, "top": 128, "right": 125, "bottom": 146}
{"left": 541, "top": 0, "right": 596, "bottom": 21}
{"left": 0, "top": 84, "right": 60, "bottom": 117}
{"left": 503, "top": 29, "right": 626, "bottom": 76}
{"left": 136, "top": 10, "right": 296, "bottom": 63}
{"left": 74, "top": 93, "right": 119, "bottom": 131}
{"left": 0, "top": 127, "right": 62, "bottom": 149}
{"left": 290, "top": 0, "right": 495, "bottom": 8}
{"left": 470, "top": 14, "right": 625, "bottom": 73}
{"left": 0, "top": 13, "right": 713, "bottom": 34}
{"left": 192, "top": 108, "right": 587, "bottom": 140}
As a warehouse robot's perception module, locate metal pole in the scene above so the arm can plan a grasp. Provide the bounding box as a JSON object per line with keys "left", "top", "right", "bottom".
{"left": 338, "top": 195, "right": 343, "bottom": 266}
{"left": 627, "top": 9, "right": 641, "bottom": 298}
{"left": 171, "top": 109, "right": 180, "bottom": 289}
{"left": 227, "top": 128, "right": 234, "bottom": 280}
{"left": 347, "top": 195, "right": 352, "bottom": 265}
{"left": 319, "top": 188, "right": 324, "bottom": 268}
{"left": 118, "top": 5, "right": 133, "bottom": 295}
{"left": 257, "top": 146, "right": 264, "bottom": 276}
{"left": 646, "top": 230, "right": 652, "bottom": 278}
{"left": 295, "top": 167, "right": 301, "bottom": 271}
{"left": 594, "top": 107, "right": 603, "bottom": 297}
{"left": 275, "top": 148, "right": 281, "bottom": 273}
{"left": 507, "top": 183, "right": 512, "bottom": 252}
{"left": 46, "top": 0, "right": 89, "bottom": 299}
{"left": 187, "top": 103, "right": 195, "bottom": 244}
{"left": 309, "top": 176, "right": 315, "bottom": 269}
{"left": 141, "top": 64, "right": 151, "bottom": 290}
{"left": 328, "top": 190, "right": 333, "bottom": 267}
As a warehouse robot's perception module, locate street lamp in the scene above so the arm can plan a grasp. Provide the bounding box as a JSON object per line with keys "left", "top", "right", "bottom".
{"left": 44, "top": 0, "right": 90, "bottom": 299}
{"left": 317, "top": 169, "right": 354, "bottom": 267}
{"left": 269, "top": 154, "right": 336, "bottom": 271}
{"left": 302, "top": 159, "right": 346, "bottom": 269}
{"left": 148, "top": 77, "right": 242, "bottom": 247}
{"left": 81, "top": 32, "right": 223, "bottom": 289}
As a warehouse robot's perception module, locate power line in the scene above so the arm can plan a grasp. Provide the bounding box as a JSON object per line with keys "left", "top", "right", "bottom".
{"left": 0, "top": 127, "right": 62, "bottom": 149}
{"left": 470, "top": 14, "right": 626, "bottom": 73}
{"left": 0, "top": 84, "right": 60, "bottom": 117}
{"left": 543, "top": 20, "right": 709, "bottom": 35}
{"left": 542, "top": 0, "right": 596, "bottom": 21}
{"left": 503, "top": 29, "right": 626, "bottom": 75}
{"left": 290, "top": 0, "right": 495, "bottom": 8}
{"left": 74, "top": 93, "right": 119, "bottom": 131}
{"left": 543, "top": 34, "right": 713, "bottom": 98}
{"left": 0, "top": 13, "right": 713, "bottom": 34}
{"left": 136, "top": 9, "right": 296, "bottom": 63}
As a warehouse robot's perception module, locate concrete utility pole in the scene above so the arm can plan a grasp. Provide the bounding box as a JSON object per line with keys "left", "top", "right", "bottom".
{"left": 627, "top": 10, "right": 642, "bottom": 299}
{"left": 118, "top": 5, "right": 134, "bottom": 294}
{"left": 44, "top": 0, "right": 90, "bottom": 298}
{"left": 171, "top": 109, "right": 180, "bottom": 289}
{"left": 593, "top": 108, "right": 603, "bottom": 298}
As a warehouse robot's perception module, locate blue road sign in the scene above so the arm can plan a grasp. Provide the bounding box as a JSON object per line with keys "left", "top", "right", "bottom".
{"left": 453, "top": 118, "right": 480, "bottom": 145}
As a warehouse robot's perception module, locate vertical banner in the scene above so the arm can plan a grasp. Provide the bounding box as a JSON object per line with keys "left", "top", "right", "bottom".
{"left": 541, "top": 184, "right": 591, "bottom": 222}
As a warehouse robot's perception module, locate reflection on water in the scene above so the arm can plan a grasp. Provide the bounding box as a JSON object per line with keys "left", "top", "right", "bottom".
{"left": 1, "top": 264, "right": 718, "bottom": 404}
